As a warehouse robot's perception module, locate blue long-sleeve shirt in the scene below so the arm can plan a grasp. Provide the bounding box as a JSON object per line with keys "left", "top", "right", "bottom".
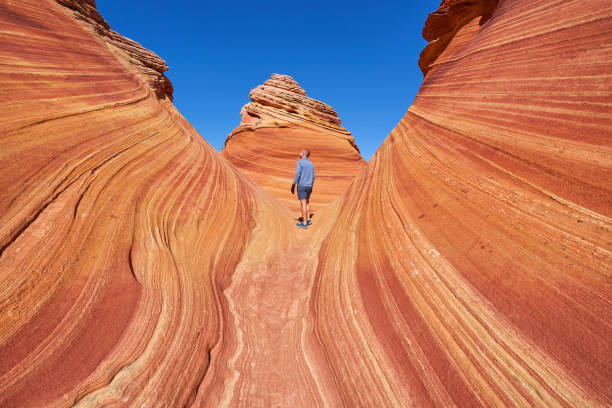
{"left": 293, "top": 158, "right": 315, "bottom": 186}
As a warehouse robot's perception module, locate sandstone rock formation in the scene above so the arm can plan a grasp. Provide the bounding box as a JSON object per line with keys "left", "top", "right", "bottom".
{"left": 312, "top": 0, "right": 612, "bottom": 405}
{"left": 0, "top": 1, "right": 292, "bottom": 405}
{"left": 1, "top": 0, "right": 611, "bottom": 407}
{"left": 222, "top": 74, "right": 366, "bottom": 211}
{"left": 58, "top": 0, "right": 173, "bottom": 98}
{"left": 419, "top": 0, "right": 499, "bottom": 75}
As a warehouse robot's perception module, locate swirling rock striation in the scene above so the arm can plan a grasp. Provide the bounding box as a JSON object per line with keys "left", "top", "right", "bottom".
{"left": 0, "top": 0, "right": 611, "bottom": 407}
{"left": 222, "top": 74, "right": 366, "bottom": 211}
{"left": 313, "top": 0, "right": 611, "bottom": 406}
{"left": 0, "top": 0, "right": 293, "bottom": 406}
{"left": 57, "top": 0, "right": 173, "bottom": 98}
{"left": 419, "top": 0, "right": 499, "bottom": 75}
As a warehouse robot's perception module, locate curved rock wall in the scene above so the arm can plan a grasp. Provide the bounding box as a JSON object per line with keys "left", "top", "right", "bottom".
{"left": 57, "top": 0, "right": 173, "bottom": 98}
{"left": 419, "top": 0, "right": 500, "bottom": 75}
{"left": 313, "top": 0, "right": 611, "bottom": 405}
{"left": 1, "top": 0, "right": 610, "bottom": 406}
{"left": 0, "top": 1, "right": 292, "bottom": 405}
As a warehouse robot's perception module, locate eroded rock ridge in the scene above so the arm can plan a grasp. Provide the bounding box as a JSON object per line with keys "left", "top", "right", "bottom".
{"left": 58, "top": 0, "right": 173, "bottom": 98}
{"left": 222, "top": 73, "right": 366, "bottom": 210}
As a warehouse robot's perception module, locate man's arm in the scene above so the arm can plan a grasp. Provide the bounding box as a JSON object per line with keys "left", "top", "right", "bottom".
{"left": 312, "top": 165, "right": 315, "bottom": 187}
{"left": 293, "top": 161, "right": 302, "bottom": 185}
{"left": 291, "top": 161, "right": 302, "bottom": 194}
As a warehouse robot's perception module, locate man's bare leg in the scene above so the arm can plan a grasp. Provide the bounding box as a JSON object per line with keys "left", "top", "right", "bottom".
{"left": 300, "top": 199, "right": 308, "bottom": 225}
{"left": 306, "top": 198, "right": 311, "bottom": 223}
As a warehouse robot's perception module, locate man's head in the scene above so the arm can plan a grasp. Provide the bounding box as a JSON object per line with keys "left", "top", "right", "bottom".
{"left": 300, "top": 149, "right": 310, "bottom": 158}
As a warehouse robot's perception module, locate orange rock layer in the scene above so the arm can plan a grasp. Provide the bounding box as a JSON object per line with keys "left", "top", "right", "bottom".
{"left": 0, "top": 1, "right": 293, "bottom": 405}
{"left": 313, "top": 0, "right": 612, "bottom": 405}
{"left": 222, "top": 74, "right": 366, "bottom": 212}
{"left": 1, "top": 0, "right": 611, "bottom": 407}
{"left": 419, "top": 0, "right": 499, "bottom": 75}
{"left": 58, "top": 0, "right": 173, "bottom": 98}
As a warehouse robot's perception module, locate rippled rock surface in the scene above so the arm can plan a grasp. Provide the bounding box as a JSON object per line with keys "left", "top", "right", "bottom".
{"left": 1, "top": 0, "right": 610, "bottom": 407}
{"left": 313, "top": 0, "right": 611, "bottom": 405}
{"left": 0, "top": 1, "right": 292, "bottom": 405}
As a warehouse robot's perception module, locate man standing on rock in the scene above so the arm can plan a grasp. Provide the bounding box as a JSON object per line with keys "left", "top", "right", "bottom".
{"left": 291, "top": 149, "right": 315, "bottom": 229}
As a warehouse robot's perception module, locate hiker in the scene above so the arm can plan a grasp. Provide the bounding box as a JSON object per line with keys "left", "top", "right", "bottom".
{"left": 291, "top": 149, "right": 315, "bottom": 229}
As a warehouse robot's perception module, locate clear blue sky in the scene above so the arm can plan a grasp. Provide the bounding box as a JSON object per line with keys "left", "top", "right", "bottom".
{"left": 97, "top": 1, "right": 441, "bottom": 160}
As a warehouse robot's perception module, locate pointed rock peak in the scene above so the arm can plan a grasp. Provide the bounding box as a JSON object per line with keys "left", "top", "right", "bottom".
{"left": 247, "top": 73, "right": 343, "bottom": 129}
{"left": 226, "top": 73, "right": 362, "bottom": 161}
{"left": 263, "top": 74, "right": 307, "bottom": 95}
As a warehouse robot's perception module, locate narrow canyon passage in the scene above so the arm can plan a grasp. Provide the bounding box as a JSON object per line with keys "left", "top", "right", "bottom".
{"left": 194, "top": 202, "right": 344, "bottom": 407}
{"left": 1, "top": 0, "right": 610, "bottom": 406}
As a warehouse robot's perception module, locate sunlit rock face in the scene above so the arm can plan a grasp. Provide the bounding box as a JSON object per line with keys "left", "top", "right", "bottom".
{"left": 0, "top": 1, "right": 293, "bottom": 406}
{"left": 57, "top": 0, "right": 173, "bottom": 98}
{"left": 1, "top": 0, "right": 610, "bottom": 407}
{"left": 222, "top": 74, "right": 366, "bottom": 211}
{"left": 312, "top": 0, "right": 612, "bottom": 406}
{"left": 419, "top": 0, "right": 500, "bottom": 75}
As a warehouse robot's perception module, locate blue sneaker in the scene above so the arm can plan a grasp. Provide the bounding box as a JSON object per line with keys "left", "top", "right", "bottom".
{"left": 307, "top": 220, "right": 312, "bottom": 225}
{"left": 296, "top": 222, "right": 308, "bottom": 229}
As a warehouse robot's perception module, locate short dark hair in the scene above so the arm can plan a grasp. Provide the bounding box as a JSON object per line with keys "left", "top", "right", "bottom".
{"left": 303, "top": 149, "right": 310, "bottom": 157}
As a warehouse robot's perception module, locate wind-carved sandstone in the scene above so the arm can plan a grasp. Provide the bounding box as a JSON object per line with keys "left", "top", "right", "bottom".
{"left": 222, "top": 74, "right": 366, "bottom": 210}
{"left": 0, "top": 0, "right": 610, "bottom": 407}
{"left": 58, "top": 0, "right": 173, "bottom": 98}
{"left": 313, "top": 0, "right": 612, "bottom": 405}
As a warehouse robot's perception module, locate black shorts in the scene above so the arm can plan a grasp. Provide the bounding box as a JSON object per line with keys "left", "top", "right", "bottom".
{"left": 297, "top": 185, "right": 312, "bottom": 199}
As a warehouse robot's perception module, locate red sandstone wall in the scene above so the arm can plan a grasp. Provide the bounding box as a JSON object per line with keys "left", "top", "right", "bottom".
{"left": 312, "top": 0, "right": 611, "bottom": 405}
{"left": 0, "top": 1, "right": 293, "bottom": 405}
{"left": 0, "top": 0, "right": 610, "bottom": 406}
